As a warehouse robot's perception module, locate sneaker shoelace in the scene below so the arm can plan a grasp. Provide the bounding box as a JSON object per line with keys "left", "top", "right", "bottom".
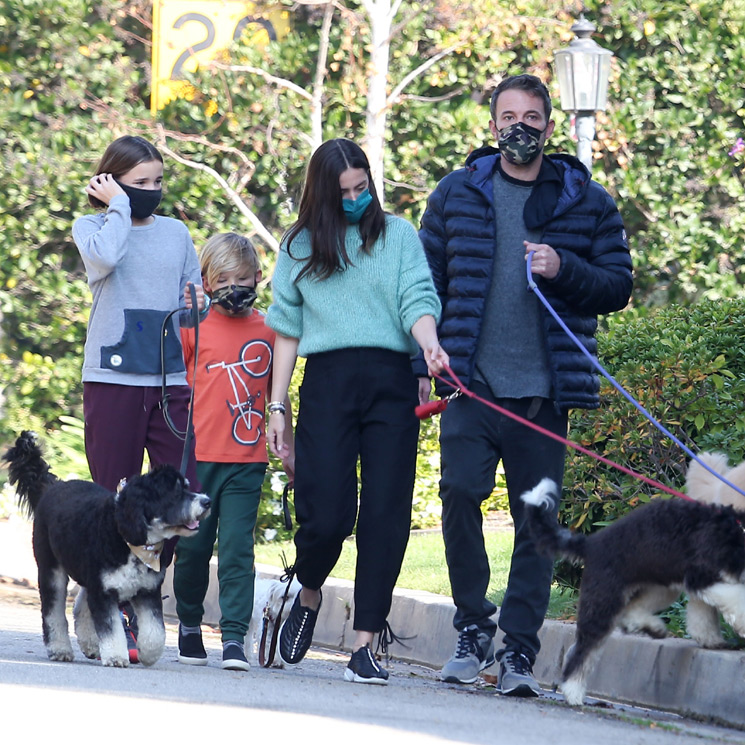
{"left": 454, "top": 627, "right": 481, "bottom": 659}
{"left": 503, "top": 652, "right": 532, "bottom": 675}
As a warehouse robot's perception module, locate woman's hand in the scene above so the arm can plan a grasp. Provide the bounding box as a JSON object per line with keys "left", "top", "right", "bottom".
{"left": 423, "top": 341, "right": 449, "bottom": 377}
{"left": 268, "top": 411, "right": 290, "bottom": 459}
{"left": 411, "top": 315, "right": 449, "bottom": 377}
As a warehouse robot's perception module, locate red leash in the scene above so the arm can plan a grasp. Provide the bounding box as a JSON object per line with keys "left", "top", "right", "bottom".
{"left": 416, "top": 363, "right": 692, "bottom": 502}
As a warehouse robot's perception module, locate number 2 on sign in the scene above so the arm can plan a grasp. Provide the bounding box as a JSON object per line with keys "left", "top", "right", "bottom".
{"left": 169, "top": 13, "right": 277, "bottom": 81}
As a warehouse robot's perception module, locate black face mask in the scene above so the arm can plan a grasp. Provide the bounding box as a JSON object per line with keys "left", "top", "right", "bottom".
{"left": 211, "top": 285, "right": 258, "bottom": 315}
{"left": 115, "top": 180, "right": 163, "bottom": 220}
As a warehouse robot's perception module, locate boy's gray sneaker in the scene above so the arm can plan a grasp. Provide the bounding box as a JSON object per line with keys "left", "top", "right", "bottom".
{"left": 440, "top": 625, "right": 496, "bottom": 683}
{"left": 497, "top": 649, "right": 541, "bottom": 697}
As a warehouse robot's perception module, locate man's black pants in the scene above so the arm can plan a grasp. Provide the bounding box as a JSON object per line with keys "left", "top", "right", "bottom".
{"left": 439, "top": 382, "right": 567, "bottom": 662}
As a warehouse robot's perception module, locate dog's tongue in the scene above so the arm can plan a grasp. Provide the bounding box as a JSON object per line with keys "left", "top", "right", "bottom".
{"left": 185, "top": 520, "right": 199, "bottom": 531}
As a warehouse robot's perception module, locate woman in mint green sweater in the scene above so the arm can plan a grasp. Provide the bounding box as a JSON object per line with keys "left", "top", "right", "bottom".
{"left": 266, "top": 138, "right": 448, "bottom": 684}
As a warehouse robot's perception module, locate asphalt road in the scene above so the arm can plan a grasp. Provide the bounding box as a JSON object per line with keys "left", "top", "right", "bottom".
{"left": 2, "top": 581, "right": 745, "bottom": 745}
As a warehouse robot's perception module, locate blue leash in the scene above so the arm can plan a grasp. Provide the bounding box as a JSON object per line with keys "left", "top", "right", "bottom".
{"left": 525, "top": 251, "right": 745, "bottom": 499}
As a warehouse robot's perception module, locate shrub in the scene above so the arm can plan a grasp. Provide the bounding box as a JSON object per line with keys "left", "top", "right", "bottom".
{"left": 556, "top": 298, "right": 745, "bottom": 590}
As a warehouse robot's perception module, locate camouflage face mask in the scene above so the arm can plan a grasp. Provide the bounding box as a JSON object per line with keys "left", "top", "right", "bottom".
{"left": 497, "top": 121, "right": 546, "bottom": 166}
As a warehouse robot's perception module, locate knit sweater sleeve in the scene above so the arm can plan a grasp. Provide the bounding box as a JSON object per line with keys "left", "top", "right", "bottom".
{"left": 394, "top": 218, "right": 441, "bottom": 332}
{"left": 266, "top": 241, "right": 303, "bottom": 339}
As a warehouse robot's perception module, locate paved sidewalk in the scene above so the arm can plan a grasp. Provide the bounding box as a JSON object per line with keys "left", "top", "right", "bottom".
{"left": 3, "top": 515, "right": 745, "bottom": 728}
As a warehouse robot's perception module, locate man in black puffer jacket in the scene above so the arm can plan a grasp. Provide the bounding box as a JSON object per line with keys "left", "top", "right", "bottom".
{"left": 416, "top": 74, "right": 632, "bottom": 697}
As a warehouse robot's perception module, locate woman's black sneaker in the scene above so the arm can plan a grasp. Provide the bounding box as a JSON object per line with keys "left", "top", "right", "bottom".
{"left": 278, "top": 590, "right": 322, "bottom": 665}
{"left": 343, "top": 644, "right": 389, "bottom": 685}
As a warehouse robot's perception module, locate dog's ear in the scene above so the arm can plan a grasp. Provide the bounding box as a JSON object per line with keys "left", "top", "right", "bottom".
{"left": 115, "top": 484, "right": 149, "bottom": 546}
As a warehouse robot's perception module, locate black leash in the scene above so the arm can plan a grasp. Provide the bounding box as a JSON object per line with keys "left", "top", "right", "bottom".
{"left": 161, "top": 282, "right": 200, "bottom": 476}
{"left": 258, "top": 552, "right": 296, "bottom": 668}
{"left": 282, "top": 482, "right": 293, "bottom": 531}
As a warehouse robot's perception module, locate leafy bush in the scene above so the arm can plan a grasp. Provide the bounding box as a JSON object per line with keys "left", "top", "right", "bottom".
{"left": 555, "top": 298, "right": 745, "bottom": 590}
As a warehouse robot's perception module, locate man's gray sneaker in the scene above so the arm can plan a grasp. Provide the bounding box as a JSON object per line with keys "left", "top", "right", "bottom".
{"left": 440, "top": 625, "right": 496, "bottom": 683}
{"left": 497, "top": 649, "right": 541, "bottom": 697}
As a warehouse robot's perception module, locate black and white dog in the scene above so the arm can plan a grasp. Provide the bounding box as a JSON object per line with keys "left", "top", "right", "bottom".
{"left": 522, "top": 478, "right": 745, "bottom": 706}
{"left": 4, "top": 431, "right": 211, "bottom": 667}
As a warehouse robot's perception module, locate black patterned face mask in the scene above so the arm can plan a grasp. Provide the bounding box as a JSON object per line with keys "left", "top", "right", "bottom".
{"left": 211, "top": 285, "right": 257, "bottom": 314}
{"left": 497, "top": 122, "right": 546, "bottom": 166}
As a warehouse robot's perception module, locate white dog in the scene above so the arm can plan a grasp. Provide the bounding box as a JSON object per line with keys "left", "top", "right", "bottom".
{"left": 247, "top": 575, "right": 301, "bottom": 667}
{"left": 686, "top": 451, "right": 745, "bottom": 509}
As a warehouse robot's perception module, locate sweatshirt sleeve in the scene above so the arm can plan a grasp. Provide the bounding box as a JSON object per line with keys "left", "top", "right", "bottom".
{"left": 177, "top": 225, "right": 203, "bottom": 328}
{"left": 72, "top": 195, "right": 132, "bottom": 283}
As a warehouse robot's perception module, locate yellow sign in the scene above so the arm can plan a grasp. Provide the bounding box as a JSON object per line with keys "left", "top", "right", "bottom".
{"left": 151, "top": 1, "right": 288, "bottom": 113}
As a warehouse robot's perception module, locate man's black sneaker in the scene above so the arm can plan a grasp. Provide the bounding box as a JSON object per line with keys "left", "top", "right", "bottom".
{"left": 343, "top": 643, "right": 389, "bottom": 685}
{"left": 497, "top": 649, "right": 541, "bottom": 697}
{"left": 278, "top": 590, "right": 322, "bottom": 665}
{"left": 221, "top": 641, "right": 251, "bottom": 672}
{"left": 177, "top": 625, "right": 208, "bottom": 666}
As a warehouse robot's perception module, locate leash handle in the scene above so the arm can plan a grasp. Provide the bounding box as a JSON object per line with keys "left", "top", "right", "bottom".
{"left": 415, "top": 399, "right": 448, "bottom": 419}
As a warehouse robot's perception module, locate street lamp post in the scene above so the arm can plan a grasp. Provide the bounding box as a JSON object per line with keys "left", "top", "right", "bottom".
{"left": 554, "top": 14, "right": 613, "bottom": 172}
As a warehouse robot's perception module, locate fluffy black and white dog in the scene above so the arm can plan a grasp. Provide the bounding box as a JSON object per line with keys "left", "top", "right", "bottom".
{"left": 4, "top": 431, "right": 211, "bottom": 667}
{"left": 522, "top": 478, "right": 745, "bottom": 706}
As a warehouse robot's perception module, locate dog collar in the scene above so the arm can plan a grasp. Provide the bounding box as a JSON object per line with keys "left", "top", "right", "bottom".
{"left": 127, "top": 541, "right": 165, "bottom": 571}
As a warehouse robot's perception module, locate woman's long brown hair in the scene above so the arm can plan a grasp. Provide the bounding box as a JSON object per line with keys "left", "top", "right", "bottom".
{"left": 284, "top": 139, "right": 386, "bottom": 282}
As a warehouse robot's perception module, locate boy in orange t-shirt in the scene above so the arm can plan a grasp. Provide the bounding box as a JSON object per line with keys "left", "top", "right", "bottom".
{"left": 174, "top": 233, "right": 294, "bottom": 671}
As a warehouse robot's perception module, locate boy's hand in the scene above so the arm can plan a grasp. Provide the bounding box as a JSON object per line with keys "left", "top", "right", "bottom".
{"left": 185, "top": 282, "right": 207, "bottom": 311}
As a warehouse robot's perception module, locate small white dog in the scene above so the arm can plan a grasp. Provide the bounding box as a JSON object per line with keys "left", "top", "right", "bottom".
{"left": 686, "top": 451, "right": 745, "bottom": 509}
{"left": 247, "top": 575, "right": 301, "bottom": 667}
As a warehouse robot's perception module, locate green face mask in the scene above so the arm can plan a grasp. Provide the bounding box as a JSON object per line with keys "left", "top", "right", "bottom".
{"left": 342, "top": 189, "right": 373, "bottom": 224}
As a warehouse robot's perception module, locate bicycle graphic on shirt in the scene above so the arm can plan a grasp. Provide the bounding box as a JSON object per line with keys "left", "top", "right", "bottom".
{"left": 206, "top": 340, "right": 272, "bottom": 446}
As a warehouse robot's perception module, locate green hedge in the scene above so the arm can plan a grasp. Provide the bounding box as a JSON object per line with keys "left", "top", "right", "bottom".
{"left": 563, "top": 298, "right": 745, "bottom": 526}
{"left": 554, "top": 298, "right": 745, "bottom": 589}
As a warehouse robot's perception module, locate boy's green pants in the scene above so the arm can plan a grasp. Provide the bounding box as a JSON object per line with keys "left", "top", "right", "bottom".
{"left": 174, "top": 461, "right": 267, "bottom": 642}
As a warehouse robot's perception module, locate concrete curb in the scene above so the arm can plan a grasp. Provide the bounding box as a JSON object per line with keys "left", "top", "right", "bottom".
{"left": 161, "top": 560, "right": 745, "bottom": 729}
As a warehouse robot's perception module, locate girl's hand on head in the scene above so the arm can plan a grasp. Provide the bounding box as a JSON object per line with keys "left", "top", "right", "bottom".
{"left": 85, "top": 173, "right": 125, "bottom": 206}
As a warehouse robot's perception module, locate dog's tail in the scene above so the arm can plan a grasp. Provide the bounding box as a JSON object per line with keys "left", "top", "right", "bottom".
{"left": 520, "top": 478, "right": 587, "bottom": 563}
{"left": 2, "top": 431, "right": 58, "bottom": 517}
